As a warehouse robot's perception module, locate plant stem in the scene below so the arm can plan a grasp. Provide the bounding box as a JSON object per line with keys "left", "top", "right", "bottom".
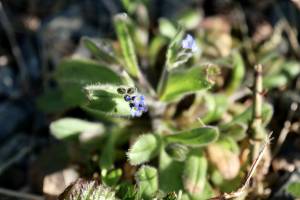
{"left": 250, "top": 64, "right": 264, "bottom": 161}
{"left": 157, "top": 66, "right": 169, "bottom": 98}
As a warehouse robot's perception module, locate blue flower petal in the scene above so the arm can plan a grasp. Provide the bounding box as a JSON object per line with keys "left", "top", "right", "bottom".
{"left": 182, "top": 34, "right": 198, "bottom": 52}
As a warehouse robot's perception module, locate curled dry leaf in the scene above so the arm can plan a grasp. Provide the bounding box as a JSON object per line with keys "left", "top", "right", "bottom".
{"left": 43, "top": 168, "right": 79, "bottom": 197}
{"left": 207, "top": 144, "right": 240, "bottom": 180}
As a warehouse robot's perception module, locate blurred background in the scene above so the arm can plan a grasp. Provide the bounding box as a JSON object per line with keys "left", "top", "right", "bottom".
{"left": 0, "top": 0, "right": 300, "bottom": 199}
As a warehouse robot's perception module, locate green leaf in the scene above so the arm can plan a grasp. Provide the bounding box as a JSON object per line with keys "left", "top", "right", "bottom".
{"left": 159, "top": 18, "right": 177, "bottom": 38}
{"left": 82, "top": 37, "right": 120, "bottom": 65}
{"left": 60, "top": 179, "right": 118, "bottom": 200}
{"left": 84, "top": 84, "right": 133, "bottom": 117}
{"left": 116, "top": 182, "right": 139, "bottom": 200}
{"left": 102, "top": 168, "right": 122, "bottom": 187}
{"left": 232, "top": 103, "right": 273, "bottom": 126}
{"left": 55, "top": 59, "right": 122, "bottom": 106}
{"left": 135, "top": 165, "right": 158, "bottom": 199}
{"left": 114, "top": 13, "right": 140, "bottom": 77}
{"left": 164, "top": 126, "right": 219, "bottom": 147}
{"left": 183, "top": 150, "right": 207, "bottom": 199}
{"left": 217, "top": 137, "right": 240, "bottom": 154}
{"left": 37, "top": 88, "right": 71, "bottom": 113}
{"left": 165, "top": 143, "right": 190, "bottom": 162}
{"left": 282, "top": 61, "right": 300, "bottom": 77}
{"left": 162, "top": 192, "right": 178, "bottom": 200}
{"left": 287, "top": 182, "right": 300, "bottom": 198}
{"left": 127, "top": 134, "right": 160, "bottom": 165}
{"left": 99, "top": 128, "right": 122, "bottom": 169}
{"left": 197, "top": 182, "right": 214, "bottom": 200}
{"left": 178, "top": 9, "right": 202, "bottom": 30}
{"left": 226, "top": 52, "right": 245, "bottom": 94}
{"left": 166, "top": 29, "right": 185, "bottom": 70}
{"left": 159, "top": 149, "right": 184, "bottom": 192}
{"left": 160, "top": 66, "right": 212, "bottom": 102}
{"left": 211, "top": 169, "right": 242, "bottom": 193}
{"left": 149, "top": 36, "right": 168, "bottom": 66}
{"left": 50, "top": 118, "right": 105, "bottom": 140}
{"left": 263, "top": 74, "right": 288, "bottom": 89}
{"left": 219, "top": 122, "right": 247, "bottom": 141}
{"left": 202, "top": 94, "right": 228, "bottom": 124}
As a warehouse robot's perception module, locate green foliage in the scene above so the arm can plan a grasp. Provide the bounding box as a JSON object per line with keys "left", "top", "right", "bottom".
{"left": 44, "top": 4, "right": 296, "bottom": 199}
{"left": 220, "top": 122, "right": 247, "bottom": 141}
{"left": 287, "top": 182, "right": 300, "bottom": 198}
{"left": 164, "top": 126, "right": 219, "bottom": 147}
{"left": 202, "top": 94, "right": 228, "bottom": 123}
{"left": 232, "top": 102, "right": 273, "bottom": 126}
{"left": 84, "top": 84, "right": 133, "bottom": 117}
{"left": 135, "top": 165, "right": 159, "bottom": 199}
{"left": 178, "top": 10, "right": 202, "bottom": 30}
{"left": 102, "top": 168, "right": 122, "bottom": 186}
{"left": 226, "top": 51, "right": 245, "bottom": 94}
{"left": 159, "top": 149, "right": 184, "bottom": 192}
{"left": 165, "top": 143, "right": 189, "bottom": 162}
{"left": 182, "top": 150, "right": 207, "bottom": 199}
{"left": 60, "top": 179, "right": 118, "bottom": 200}
{"left": 82, "top": 37, "right": 120, "bottom": 65}
{"left": 263, "top": 61, "right": 300, "bottom": 89}
{"left": 159, "top": 18, "right": 177, "bottom": 38}
{"left": 160, "top": 66, "right": 212, "bottom": 102}
{"left": 165, "top": 29, "right": 186, "bottom": 70}
{"left": 50, "top": 118, "right": 104, "bottom": 140}
{"left": 55, "top": 58, "right": 122, "bottom": 107}
{"left": 114, "top": 13, "right": 140, "bottom": 77}
{"left": 127, "top": 134, "right": 161, "bottom": 165}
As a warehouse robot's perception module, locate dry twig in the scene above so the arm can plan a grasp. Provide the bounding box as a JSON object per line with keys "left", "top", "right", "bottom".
{"left": 273, "top": 102, "right": 298, "bottom": 157}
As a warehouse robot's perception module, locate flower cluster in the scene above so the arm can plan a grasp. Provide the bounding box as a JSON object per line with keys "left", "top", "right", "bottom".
{"left": 124, "top": 94, "right": 147, "bottom": 117}
{"left": 181, "top": 34, "right": 198, "bottom": 52}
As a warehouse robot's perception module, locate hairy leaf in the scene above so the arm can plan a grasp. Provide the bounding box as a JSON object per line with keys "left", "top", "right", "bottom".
{"left": 160, "top": 66, "right": 212, "bottom": 102}
{"left": 55, "top": 59, "right": 122, "bottom": 106}
{"left": 135, "top": 165, "right": 158, "bottom": 199}
{"left": 159, "top": 149, "right": 184, "bottom": 192}
{"left": 114, "top": 13, "right": 140, "bottom": 77}
{"left": 165, "top": 126, "right": 219, "bottom": 147}
{"left": 59, "top": 179, "right": 118, "bottom": 200}
{"left": 82, "top": 37, "right": 120, "bottom": 65}
{"left": 50, "top": 118, "right": 105, "bottom": 140}
{"left": 165, "top": 29, "right": 185, "bottom": 70}
{"left": 84, "top": 84, "right": 134, "bottom": 117}
{"left": 127, "top": 134, "right": 160, "bottom": 165}
{"left": 183, "top": 150, "right": 207, "bottom": 198}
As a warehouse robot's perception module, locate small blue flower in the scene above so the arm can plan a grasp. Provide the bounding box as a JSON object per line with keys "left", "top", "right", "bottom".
{"left": 124, "top": 95, "right": 131, "bottom": 102}
{"left": 181, "top": 34, "right": 198, "bottom": 52}
{"left": 130, "top": 95, "right": 147, "bottom": 117}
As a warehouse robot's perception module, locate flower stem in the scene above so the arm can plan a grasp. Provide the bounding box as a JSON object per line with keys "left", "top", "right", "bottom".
{"left": 157, "top": 65, "right": 169, "bottom": 98}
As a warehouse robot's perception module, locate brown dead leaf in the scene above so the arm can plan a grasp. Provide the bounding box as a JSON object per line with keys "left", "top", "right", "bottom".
{"left": 43, "top": 167, "right": 79, "bottom": 198}
{"left": 207, "top": 144, "right": 240, "bottom": 180}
